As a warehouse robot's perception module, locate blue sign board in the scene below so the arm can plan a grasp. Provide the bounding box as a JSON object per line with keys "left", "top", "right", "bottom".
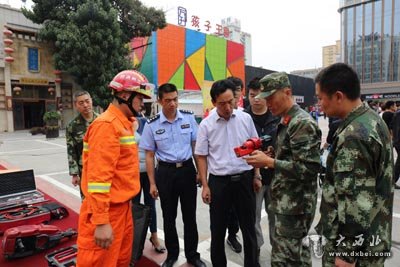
{"left": 28, "top": 47, "right": 39, "bottom": 72}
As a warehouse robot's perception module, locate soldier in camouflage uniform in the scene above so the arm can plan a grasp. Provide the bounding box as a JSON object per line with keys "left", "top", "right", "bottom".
{"left": 66, "top": 90, "right": 98, "bottom": 198}
{"left": 246, "top": 72, "right": 321, "bottom": 266}
{"left": 315, "top": 63, "right": 393, "bottom": 267}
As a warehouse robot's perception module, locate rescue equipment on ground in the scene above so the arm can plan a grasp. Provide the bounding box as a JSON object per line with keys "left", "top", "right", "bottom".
{"left": 0, "top": 202, "right": 69, "bottom": 234}
{"left": 45, "top": 245, "right": 78, "bottom": 267}
{"left": 2, "top": 224, "right": 77, "bottom": 259}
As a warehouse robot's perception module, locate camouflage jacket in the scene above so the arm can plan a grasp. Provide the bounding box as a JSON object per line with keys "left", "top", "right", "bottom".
{"left": 271, "top": 104, "right": 321, "bottom": 215}
{"left": 66, "top": 112, "right": 98, "bottom": 176}
{"left": 316, "top": 103, "right": 394, "bottom": 261}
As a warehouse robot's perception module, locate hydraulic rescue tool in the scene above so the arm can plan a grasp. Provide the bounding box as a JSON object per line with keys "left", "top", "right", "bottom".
{"left": 2, "top": 224, "right": 77, "bottom": 259}
{"left": 234, "top": 135, "right": 272, "bottom": 157}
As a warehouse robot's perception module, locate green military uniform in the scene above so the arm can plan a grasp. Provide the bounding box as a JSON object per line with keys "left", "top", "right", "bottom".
{"left": 316, "top": 103, "right": 393, "bottom": 266}
{"left": 258, "top": 72, "right": 321, "bottom": 267}
{"left": 66, "top": 112, "right": 98, "bottom": 196}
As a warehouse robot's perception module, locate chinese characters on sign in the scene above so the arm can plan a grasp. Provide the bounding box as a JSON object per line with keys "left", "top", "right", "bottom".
{"left": 190, "top": 15, "right": 230, "bottom": 38}
{"left": 191, "top": 15, "right": 200, "bottom": 29}
{"left": 335, "top": 234, "right": 382, "bottom": 247}
{"left": 177, "top": 7, "right": 230, "bottom": 38}
{"left": 178, "top": 6, "right": 187, "bottom": 26}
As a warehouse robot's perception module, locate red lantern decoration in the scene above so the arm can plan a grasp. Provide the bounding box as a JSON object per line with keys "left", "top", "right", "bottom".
{"left": 3, "top": 39, "right": 13, "bottom": 46}
{"left": 3, "top": 29, "right": 13, "bottom": 37}
{"left": 48, "top": 87, "right": 55, "bottom": 95}
{"left": 4, "top": 56, "right": 14, "bottom": 63}
{"left": 53, "top": 70, "right": 62, "bottom": 75}
{"left": 55, "top": 78, "right": 62, "bottom": 83}
{"left": 4, "top": 47, "right": 14, "bottom": 54}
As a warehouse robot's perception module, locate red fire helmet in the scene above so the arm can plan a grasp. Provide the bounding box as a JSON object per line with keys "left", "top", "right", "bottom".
{"left": 108, "top": 70, "right": 154, "bottom": 99}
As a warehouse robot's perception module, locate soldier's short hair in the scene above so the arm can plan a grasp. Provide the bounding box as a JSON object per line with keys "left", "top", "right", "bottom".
{"left": 73, "top": 90, "right": 91, "bottom": 102}
{"left": 315, "top": 63, "right": 360, "bottom": 100}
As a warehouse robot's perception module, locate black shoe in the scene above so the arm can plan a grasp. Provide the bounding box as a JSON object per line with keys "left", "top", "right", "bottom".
{"left": 161, "top": 258, "right": 177, "bottom": 267}
{"left": 149, "top": 237, "right": 166, "bottom": 253}
{"left": 227, "top": 235, "right": 242, "bottom": 253}
{"left": 395, "top": 184, "right": 400, "bottom": 189}
{"left": 188, "top": 258, "right": 206, "bottom": 267}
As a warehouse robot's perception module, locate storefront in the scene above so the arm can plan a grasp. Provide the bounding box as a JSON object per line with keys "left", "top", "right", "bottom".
{"left": 10, "top": 81, "right": 56, "bottom": 130}
{"left": 1, "top": 5, "right": 77, "bottom": 132}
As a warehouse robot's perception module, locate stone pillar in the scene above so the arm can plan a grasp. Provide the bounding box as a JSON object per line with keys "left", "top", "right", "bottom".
{"left": 4, "top": 62, "right": 14, "bottom": 132}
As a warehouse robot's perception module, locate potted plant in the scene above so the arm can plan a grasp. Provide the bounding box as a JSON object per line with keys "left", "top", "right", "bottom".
{"left": 43, "top": 111, "right": 61, "bottom": 138}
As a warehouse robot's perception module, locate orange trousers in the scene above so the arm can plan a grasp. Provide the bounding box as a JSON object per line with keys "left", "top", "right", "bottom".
{"left": 77, "top": 200, "right": 133, "bottom": 267}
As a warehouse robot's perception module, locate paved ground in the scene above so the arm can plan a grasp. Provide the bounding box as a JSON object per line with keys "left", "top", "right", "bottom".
{"left": 0, "top": 116, "right": 399, "bottom": 266}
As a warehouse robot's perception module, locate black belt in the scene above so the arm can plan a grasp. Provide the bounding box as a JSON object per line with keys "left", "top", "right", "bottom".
{"left": 158, "top": 158, "right": 192, "bottom": 168}
{"left": 210, "top": 170, "right": 250, "bottom": 181}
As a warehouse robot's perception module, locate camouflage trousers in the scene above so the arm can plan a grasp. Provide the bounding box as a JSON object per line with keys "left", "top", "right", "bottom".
{"left": 322, "top": 240, "right": 386, "bottom": 267}
{"left": 271, "top": 213, "right": 313, "bottom": 267}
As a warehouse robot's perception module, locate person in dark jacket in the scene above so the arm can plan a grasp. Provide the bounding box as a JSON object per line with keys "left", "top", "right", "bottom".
{"left": 391, "top": 109, "right": 400, "bottom": 189}
{"left": 244, "top": 77, "right": 280, "bottom": 260}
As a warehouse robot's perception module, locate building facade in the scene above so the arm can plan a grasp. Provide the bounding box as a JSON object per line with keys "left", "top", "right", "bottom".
{"left": 339, "top": 0, "right": 400, "bottom": 99}
{"left": 0, "top": 4, "right": 82, "bottom": 132}
{"left": 131, "top": 23, "right": 246, "bottom": 116}
{"left": 290, "top": 68, "right": 323, "bottom": 79}
{"left": 131, "top": 23, "right": 245, "bottom": 89}
{"left": 323, "top": 40, "right": 341, "bottom": 67}
{"left": 221, "top": 17, "right": 252, "bottom": 65}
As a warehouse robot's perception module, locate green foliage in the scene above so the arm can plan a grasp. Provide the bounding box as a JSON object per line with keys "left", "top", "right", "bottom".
{"left": 43, "top": 111, "right": 61, "bottom": 125}
{"left": 113, "top": 0, "right": 167, "bottom": 42}
{"left": 22, "top": 0, "right": 166, "bottom": 109}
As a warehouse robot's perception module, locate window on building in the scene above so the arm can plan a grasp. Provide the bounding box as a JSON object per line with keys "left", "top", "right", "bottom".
{"left": 393, "top": 0, "right": 400, "bottom": 81}
{"left": 372, "top": 0, "right": 382, "bottom": 82}
{"left": 28, "top": 47, "right": 40, "bottom": 72}
{"left": 355, "top": 5, "right": 363, "bottom": 79}
{"left": 383, "top": 0, "right": 393, "bottom": 82}
{"left": 347, "top": 7, "right": 355, "bottom": 66}
{"left": 363, "top": 2, "right": 373, "bottom": 83}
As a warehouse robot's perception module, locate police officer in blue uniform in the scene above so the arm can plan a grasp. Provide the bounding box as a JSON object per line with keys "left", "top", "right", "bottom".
{"left": 140, "top": 83, "right": 206, "bottom": 267}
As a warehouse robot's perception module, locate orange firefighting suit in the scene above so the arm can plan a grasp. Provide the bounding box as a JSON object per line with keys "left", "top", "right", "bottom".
{"left": 77, "top": 104, "right": 140, "bottom": 267}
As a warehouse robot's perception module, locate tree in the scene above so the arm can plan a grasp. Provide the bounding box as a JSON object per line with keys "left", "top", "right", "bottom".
{"left": 23, "top": 0, "right": 166, "bottom": 108}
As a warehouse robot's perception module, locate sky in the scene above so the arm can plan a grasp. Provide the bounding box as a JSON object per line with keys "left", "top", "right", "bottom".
{"left": 4, "top": 0, "right": 341, "bottom": 73}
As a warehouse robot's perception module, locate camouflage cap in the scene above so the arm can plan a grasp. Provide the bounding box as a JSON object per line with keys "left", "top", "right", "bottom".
{"left": 256, "top": 72, "right": 291, "bottom": 99}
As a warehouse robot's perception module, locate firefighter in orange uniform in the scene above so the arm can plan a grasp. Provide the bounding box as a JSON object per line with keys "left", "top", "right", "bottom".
{"left": 77, "top": 70, "right": 154, "bottom": 267}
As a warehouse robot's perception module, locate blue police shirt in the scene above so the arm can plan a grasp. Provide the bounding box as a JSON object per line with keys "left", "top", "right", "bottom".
{"left": 139, "top": 110, "right": 198, "bottom": 163}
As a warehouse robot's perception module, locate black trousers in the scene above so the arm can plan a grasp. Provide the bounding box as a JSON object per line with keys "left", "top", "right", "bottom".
{"left": 394, "top": 146, "right": 400, "bottom": 184}
{"left": 156, "top": 160, "right": 200, "bottom": 261}
{"left": 209, "top": 171, "right": 259, "bottom": 267}
{"left": 227, "top": 208, "right": 239, "bottom": 237}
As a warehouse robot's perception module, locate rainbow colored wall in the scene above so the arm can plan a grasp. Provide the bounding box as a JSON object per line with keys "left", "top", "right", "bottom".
{"left": 130, "top": 24, "right": 245, "bottom": 90}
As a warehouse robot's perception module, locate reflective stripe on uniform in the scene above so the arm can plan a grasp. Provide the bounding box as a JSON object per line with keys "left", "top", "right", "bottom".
{"left": 88, "top": 182, "right": 111, "bottom": 193}
{"left": 83, "top": 142, "right": 89, "bottom": 152}
{"left": 119, "top": 136, "right": 136, "bottom": 145}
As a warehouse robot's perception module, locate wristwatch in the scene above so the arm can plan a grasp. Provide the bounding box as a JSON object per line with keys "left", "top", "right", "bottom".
{"left": 253, "top": 174, "right": 262, "bottom": 181}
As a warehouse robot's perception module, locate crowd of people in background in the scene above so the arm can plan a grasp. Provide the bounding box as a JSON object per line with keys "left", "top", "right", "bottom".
{"left": 365, "top": 99, "right": 400, "bottom": 189}
{"left": 66, "top": 63, "right": 395, "bottom": 267}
